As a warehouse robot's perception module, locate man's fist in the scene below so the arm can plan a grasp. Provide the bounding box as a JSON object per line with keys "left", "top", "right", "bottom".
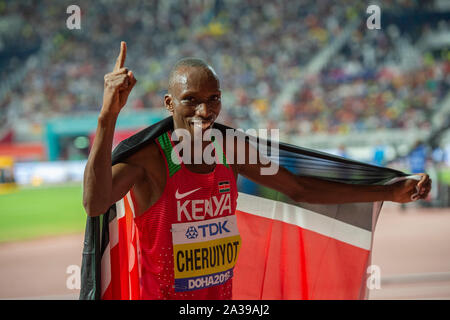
{"left": 101, "top": 41, "right": 137, "bottom": 115}
{"left": 391, "top": 173, "right": 432, "bottom": 203}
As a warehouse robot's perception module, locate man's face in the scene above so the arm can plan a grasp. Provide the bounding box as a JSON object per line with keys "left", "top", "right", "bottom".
{"left": 165, "top": 66, "right": 221, "bottom": 137}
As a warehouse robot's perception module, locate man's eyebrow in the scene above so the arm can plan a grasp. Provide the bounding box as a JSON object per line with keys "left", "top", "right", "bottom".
{"left": 180, "top": 90, "right": 221, "bottom": 97}
{"left": 179, "top": 91, "right": 197, "bottom": 97}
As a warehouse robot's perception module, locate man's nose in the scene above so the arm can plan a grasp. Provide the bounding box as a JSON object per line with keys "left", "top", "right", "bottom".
{"left": 196, "top": 103, "right": 210, "bottom": 118}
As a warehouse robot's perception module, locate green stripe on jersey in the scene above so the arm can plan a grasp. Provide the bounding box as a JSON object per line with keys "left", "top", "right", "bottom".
{"left": 157, "top": 132, "right": 181, "bottom": 177}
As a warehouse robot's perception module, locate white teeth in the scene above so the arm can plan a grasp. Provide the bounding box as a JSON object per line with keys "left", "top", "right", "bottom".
{"left": 192, "top": 120, "right": 212, "bottom": 130}
{"left": 201, "top": 122, "right": 211, "bottom": 129}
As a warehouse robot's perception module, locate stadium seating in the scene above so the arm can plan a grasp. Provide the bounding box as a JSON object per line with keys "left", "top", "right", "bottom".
{"left": 0, "top": 0, "right": 448, "bottom": 147}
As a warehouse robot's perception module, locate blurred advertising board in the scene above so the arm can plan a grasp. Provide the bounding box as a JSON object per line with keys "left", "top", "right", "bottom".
{"left": 14, "top": 160, "right": 86, "bottom": 186}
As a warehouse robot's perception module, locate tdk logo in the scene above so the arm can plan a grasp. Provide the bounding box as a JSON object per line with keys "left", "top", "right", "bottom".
{"left": 185, "top": 226, "right": 198, "bottom": 239}
{"left": 198, "top": 220, "right": 230, "bottom": 238}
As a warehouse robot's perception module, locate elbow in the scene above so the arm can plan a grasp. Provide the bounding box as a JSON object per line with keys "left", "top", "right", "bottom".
{"left": 84, "top": 204, "right": 106, "bottom": 217}
{"left": 292, "top": 193, "right": 324, "bottom": 204}
{"left": 82, "top": 194, "right": 93, "bottom": 217}
{"left": 291, "top": 193, "right": 307, "bottom": 203}
{"left": 290, "top": 183, "right": 322, "bottom": 204}
{"left": 289, "top": 186, "right": 308, "bottom": 203}
{"left": 82, "top": 185, "right": 112, "bottom": 217}
{"left": 83, "top": 200, "right": 96, "bottom": 217}
{"left": 83, "top": 197, "right": 108, "bottom": 217}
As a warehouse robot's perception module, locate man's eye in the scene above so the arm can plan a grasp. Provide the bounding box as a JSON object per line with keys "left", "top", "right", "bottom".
{"left": 210, "top": 96, "right": 220, "bottom": 102}
{"left": 182, "top": 97, "right": 195, "bottom": 103}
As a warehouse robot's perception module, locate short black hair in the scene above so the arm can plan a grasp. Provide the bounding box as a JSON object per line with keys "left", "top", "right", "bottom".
{"left": 168, "top": 57, "right": 218, "bottom": 93}
{"left": 172, "top": 57, "right": 210, "bottom": 70}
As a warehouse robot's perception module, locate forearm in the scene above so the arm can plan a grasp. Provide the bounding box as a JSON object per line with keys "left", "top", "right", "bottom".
{"left": 295, "top": 176, "right": 394, "bottom": 204}
{"left": 83, "top": 112, "right": 118, "bottom": 216}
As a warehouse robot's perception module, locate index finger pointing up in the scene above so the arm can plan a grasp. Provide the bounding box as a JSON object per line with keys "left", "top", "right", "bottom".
{"left": 114, "top": 41, "right": 127, "bottom": 71}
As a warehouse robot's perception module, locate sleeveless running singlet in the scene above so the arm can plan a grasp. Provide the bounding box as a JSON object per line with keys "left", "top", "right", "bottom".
{"left": 133, "top": 131, "right": 240, "bottom": 300}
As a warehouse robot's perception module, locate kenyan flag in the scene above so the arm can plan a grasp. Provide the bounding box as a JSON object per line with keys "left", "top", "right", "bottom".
{"left": 218, "top": 181, "right": 230, "bottom": 193}
{"left": 80, "top": 116, "right": 411, "bottom": 300}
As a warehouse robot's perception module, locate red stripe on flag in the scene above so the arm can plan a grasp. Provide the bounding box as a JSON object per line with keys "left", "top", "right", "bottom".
{"left": 129, "top": 232, "right": 140, "bottom": 300}
{"left": 233, "top": 210, "right": 370, "bottom": 300}
{"left": 102, "top": 280, "right": 113, "bottom": 300}
{"left": 124, "top": 195, "right": 141, "bottom": 300}
{"left": 117, "top": 215, "right": 130, "bottom": 299}
{"left": 107, "top": 219, "right": 122, "bottom": 300}
{"left": 102, "top": 194, "right": 141, "bottom": 300}
{"left": 101, "top": 244, "right": 113, "bottom": 299}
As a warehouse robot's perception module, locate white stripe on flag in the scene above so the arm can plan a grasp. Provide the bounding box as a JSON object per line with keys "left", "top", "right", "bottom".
{"left": 236, "top": 192, "right": 372, "bottom": 250}
{"left": 100, "top": 243, "right": 111, "bottom": 297}
{"left": 109, "top": 213, "right": 119, "bottom": 248}
{"left": 116, "top": 198, "right": 126, "bottom": 219}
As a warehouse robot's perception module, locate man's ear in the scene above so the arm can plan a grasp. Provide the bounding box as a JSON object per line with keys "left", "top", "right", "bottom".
{"left": 164, "top": 94, "right": 174, "bottom": 114}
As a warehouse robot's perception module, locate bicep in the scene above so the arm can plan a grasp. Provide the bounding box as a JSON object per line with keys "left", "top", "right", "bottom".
{"left": 111, "top": 162, "right": 144, "bottom": 204}
{"left": 238, "top": 162, "right": 300, "bottom": 198}
{"left": 236, "top": 140, "right": 302, "bottom": 199}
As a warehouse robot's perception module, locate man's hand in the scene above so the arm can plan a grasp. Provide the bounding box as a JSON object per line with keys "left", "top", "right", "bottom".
{"left": 391, "top": 173, "right": 432, "bottom": 203}
{"left": 83, "top": 41, "right": 138, "bottom": 216}
{"left": 101, "top": 41, "right": 137, "bottom": 116}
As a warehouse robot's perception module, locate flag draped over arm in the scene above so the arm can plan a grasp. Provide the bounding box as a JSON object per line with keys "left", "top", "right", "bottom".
{"left": 79, "top": 116, "right": 408, "bottom": 300}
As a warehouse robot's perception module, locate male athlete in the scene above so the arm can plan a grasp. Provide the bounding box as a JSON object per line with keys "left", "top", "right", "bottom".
{"left": 83, "top": 42, "right": 432, "bottom": 299}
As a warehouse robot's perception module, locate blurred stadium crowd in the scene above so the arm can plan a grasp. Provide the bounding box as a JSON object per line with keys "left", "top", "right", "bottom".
{"left": 1, "top": 0, "right": 357, "bottom": 127}
{"left": 285, "top": 12, "right": 449, "bottom": 135}
{"left": 0, "top": 0, "right": 449, "bottom": 175}
{"left": 1, "top": 0, "right": 447, "bottom": 131}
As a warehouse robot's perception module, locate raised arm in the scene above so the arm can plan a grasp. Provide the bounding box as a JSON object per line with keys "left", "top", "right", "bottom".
{"left": 82, "top": 41, "right": 140, "bottom": 217}
{"left": 236, "top": 140, "right": 431, "bottom": 204}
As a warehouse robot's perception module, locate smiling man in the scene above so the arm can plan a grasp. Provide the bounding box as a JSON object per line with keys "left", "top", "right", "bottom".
{"left": 167, "top": 58, "right": 221, "bottom": 133}
{"left": 82, "top": 42, "right": 432, "bottom": 300}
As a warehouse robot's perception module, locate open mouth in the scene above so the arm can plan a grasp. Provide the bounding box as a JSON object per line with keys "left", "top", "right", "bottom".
{"left": 190, "top": 119, "right": 214, "bottom": 131}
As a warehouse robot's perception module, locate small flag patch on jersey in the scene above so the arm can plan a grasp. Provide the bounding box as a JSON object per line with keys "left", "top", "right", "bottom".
{"left": 218, "top": 181, "right": 230, "bottom": 193}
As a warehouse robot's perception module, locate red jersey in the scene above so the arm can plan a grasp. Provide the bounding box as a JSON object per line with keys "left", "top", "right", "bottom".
{"left": 133, "top": 131, "right": 240, "bottom": 300}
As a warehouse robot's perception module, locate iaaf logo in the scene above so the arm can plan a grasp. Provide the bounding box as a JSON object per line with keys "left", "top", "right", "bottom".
{"left": 177, "top": 193, "right": 232, "bottom": 221}
{"left": 185, "top": 220, "right": 231, "bottom": 240}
